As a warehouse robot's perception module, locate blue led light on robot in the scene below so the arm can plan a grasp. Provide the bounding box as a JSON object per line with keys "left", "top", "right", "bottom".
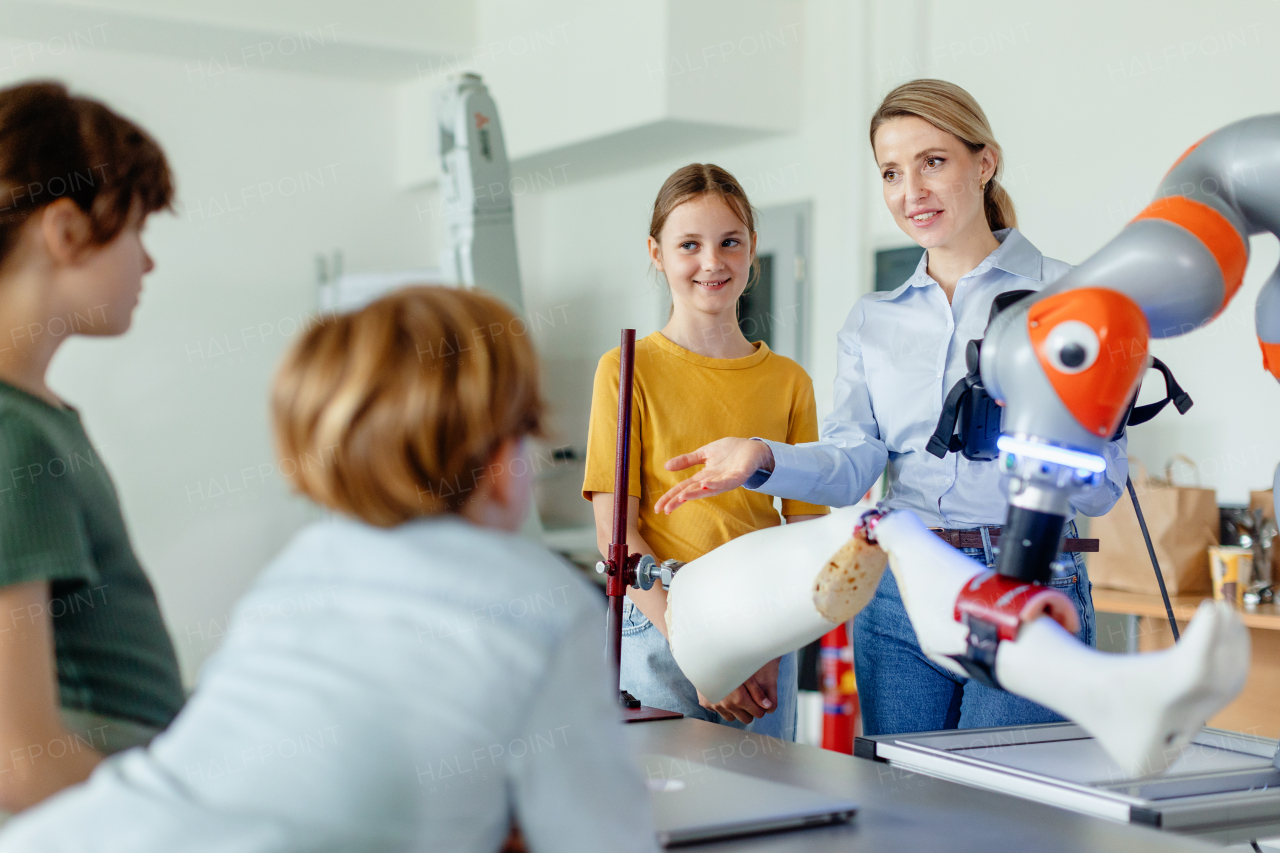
{"left": 995, "top": 435, "right": 1107, "bottom": 473}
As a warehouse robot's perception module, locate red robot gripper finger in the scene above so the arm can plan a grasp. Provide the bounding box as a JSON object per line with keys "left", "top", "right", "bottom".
{"left": 948, "top": 571, "right": 1082, "bottom": 690}
{"left": 954, "top": 570, "right": 1081, "bottom": 641}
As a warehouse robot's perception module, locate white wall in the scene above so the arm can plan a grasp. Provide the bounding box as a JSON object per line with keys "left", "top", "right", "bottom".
{"left": 475, "top": 0, "right": 668, "bottom": 156}
{"left": 0, "top": 38, "right": 439, "bottom": 681}
{"left": 64, "top": 0, "right": 476, "bottom": 52}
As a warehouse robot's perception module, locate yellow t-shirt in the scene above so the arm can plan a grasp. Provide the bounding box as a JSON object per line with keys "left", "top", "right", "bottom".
{"left": 582, "top": 332, "right": 828, "bottom": 564}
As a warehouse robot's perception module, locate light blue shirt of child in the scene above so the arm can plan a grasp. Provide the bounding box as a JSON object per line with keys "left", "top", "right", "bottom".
{"left": 0, "top": 515, "right": 659, "bottom": 853}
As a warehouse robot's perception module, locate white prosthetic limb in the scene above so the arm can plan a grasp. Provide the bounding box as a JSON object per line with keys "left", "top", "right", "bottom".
{"left": 666, "top": 505, "right": 886, "bottom": 702}
{"left": 874, "top": 510, "right": 1251, "bottom": 778}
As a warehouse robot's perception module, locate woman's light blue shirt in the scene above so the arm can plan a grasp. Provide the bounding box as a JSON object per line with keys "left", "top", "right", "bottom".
{"left": 752, "top": 228, "right": 1128, "bottom": 527}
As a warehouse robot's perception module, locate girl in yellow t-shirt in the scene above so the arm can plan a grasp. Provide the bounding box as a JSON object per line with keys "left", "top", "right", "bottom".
{"left": 583, "top": 164, "right": 828, "bottom": 739}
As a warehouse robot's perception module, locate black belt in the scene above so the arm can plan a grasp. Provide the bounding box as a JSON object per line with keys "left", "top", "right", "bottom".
{"left": 929, "top": 527, "right": 1099, "bottom": 553}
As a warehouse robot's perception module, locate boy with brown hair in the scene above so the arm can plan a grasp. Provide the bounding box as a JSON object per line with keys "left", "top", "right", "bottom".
{"left": 0, "top": 80, "right": 183, "bottom": 812}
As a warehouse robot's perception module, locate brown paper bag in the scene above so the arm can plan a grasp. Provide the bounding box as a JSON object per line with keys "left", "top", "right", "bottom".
{"left": 1087, "top": 456, "right": 1218, "bottom": 596}
{"left": 1251, "top": 490, "right": 1276, "bottom": 522}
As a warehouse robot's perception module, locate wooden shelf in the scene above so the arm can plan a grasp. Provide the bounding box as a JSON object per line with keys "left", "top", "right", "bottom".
{"left": 1092, "top": 588, "right": 1280, "bottom": 631}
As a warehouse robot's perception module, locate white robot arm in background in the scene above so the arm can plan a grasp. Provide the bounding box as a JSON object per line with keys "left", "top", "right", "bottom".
{"left": 436, "top": 75, "right": 547, "bottom": 540}
{"left": 319, "top": 74, "right": 523, "bottom": 314}
{"left": 665, "top": 115, "right": 1280, "bottom": 778}
{"left": 436, "top": 73, "right": 524, "bottom": 311}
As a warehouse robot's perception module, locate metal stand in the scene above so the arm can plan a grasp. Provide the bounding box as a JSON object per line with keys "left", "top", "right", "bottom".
{"left": 602, "top": 329, "right": 681, "bottom": 724}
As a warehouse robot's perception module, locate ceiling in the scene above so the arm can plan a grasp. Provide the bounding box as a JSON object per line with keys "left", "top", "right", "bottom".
{"left": 0, "top": 0, "right": 478, "bottom": 80}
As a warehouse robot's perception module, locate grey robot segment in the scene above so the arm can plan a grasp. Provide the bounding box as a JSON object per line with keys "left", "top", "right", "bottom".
{"left": 1039, "top": 218, "right": 1226, "bottom": 338}
{"left": 983, "top": 113, "right": 1280, "bottom": 456}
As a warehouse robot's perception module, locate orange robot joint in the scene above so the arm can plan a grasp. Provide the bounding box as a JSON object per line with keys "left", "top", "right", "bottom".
{"left": 1131, "top": 195, "right": 1248, "bottom": 310}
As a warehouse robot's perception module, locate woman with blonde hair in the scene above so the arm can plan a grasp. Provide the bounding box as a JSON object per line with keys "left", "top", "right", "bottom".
{"left": 1, "top": 287, "right": 658, "bottom": 852}
{"left": 654, "top": 79, "right": 1130, "bottom": 736}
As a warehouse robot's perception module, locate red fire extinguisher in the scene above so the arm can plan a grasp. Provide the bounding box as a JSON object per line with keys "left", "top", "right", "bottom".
{"left": 820, "top": 625, "right": 858, "bottom": 753}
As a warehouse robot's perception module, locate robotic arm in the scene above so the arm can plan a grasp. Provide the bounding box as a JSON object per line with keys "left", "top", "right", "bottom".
{"left": 981, "top": 113, "right": 1280, "bottom": 583}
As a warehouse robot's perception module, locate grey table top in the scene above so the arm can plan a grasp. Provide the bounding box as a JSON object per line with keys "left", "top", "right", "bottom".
{"left": 626, "top": 717, "right": 1225, "bottom": 852}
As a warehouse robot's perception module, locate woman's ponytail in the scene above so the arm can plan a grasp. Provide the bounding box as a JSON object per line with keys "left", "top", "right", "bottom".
{"left": 984, "top": 178, "right": 1017, "bottom": 232}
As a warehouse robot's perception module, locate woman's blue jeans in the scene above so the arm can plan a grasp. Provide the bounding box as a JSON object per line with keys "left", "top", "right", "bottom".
{"left": 619, "top": 599, "right": 797, "bottom": 741}
{"left": 852, "top": 521, "right": 1095, "bottom": 736}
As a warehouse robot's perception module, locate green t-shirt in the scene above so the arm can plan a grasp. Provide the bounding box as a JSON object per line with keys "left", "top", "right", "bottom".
{"left": 0, "top": 381, "right": 183, "bottom": 730}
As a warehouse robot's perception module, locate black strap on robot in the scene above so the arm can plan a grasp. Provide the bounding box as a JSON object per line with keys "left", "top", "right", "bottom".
{"left": 926, "top": 354, "right": 985, "bottom": 458}
{"left": 1129, "top": 357, "right": 1193, "bottom": 424}
{"left": 1110, "top": 356, "right": 1193, "bottom": 440}
{"left": 927, "top": 289, "right": 1036, "bottom": 461}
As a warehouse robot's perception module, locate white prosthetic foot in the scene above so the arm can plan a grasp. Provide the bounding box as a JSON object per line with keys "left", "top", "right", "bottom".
{"left": 667, "top": 505, "right": 887, "bottom": 702}
{"left": 999, "top": 600, "right": 1249, "bottom": 778}
{"left": 874, "top": 509, "right": 1250, "bottom": 778}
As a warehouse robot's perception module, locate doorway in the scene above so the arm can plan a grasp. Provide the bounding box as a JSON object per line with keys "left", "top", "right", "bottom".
{"left": 738, "top": 202, "right": 811, "bottom": 368}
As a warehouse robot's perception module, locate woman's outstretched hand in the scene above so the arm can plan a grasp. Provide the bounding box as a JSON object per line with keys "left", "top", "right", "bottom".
{"left": 653, "top": 437, "right": 774, "bottom": 515}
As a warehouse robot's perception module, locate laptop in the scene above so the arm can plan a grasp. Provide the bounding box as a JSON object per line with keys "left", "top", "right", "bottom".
{"left": 642, "top": 754, "right": 857, "bottom": 847}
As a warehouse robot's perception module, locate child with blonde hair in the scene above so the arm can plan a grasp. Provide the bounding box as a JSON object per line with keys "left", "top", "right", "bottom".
{"left": 3, "top": 286, "right": 658, "bottom": 852}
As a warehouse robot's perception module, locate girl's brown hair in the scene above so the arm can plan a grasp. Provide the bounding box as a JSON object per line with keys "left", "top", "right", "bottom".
{"left": 0, "top": 81, "right": 174, "bottom": 265}
{"left": 649, "top": 163, "right": 759, "bottom": 302}
{"left": 272, "top": 286, "right": 545, "bottom": 527}
{"left": 869, "top": 79, "right": 1016, "bottom": 232}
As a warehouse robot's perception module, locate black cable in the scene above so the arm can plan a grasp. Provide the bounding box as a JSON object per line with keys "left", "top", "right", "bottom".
{"left": 1251, "top": 840, "right": 1263, "bottom": 853}
{"left": 1127, "top": 475, "right": 1180, "bottom": 642}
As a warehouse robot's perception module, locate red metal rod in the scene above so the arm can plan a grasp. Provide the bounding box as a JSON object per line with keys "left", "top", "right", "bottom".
{"left": 610, "top": 329, "right": 636, "bottom": 564}
{"left": 605, "top": 329, "right": 637, "bottom": 684}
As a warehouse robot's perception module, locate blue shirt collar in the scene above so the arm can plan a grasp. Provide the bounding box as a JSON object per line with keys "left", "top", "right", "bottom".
{"left": 893, "top": 228, "right": 1044, "bottom": 297}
